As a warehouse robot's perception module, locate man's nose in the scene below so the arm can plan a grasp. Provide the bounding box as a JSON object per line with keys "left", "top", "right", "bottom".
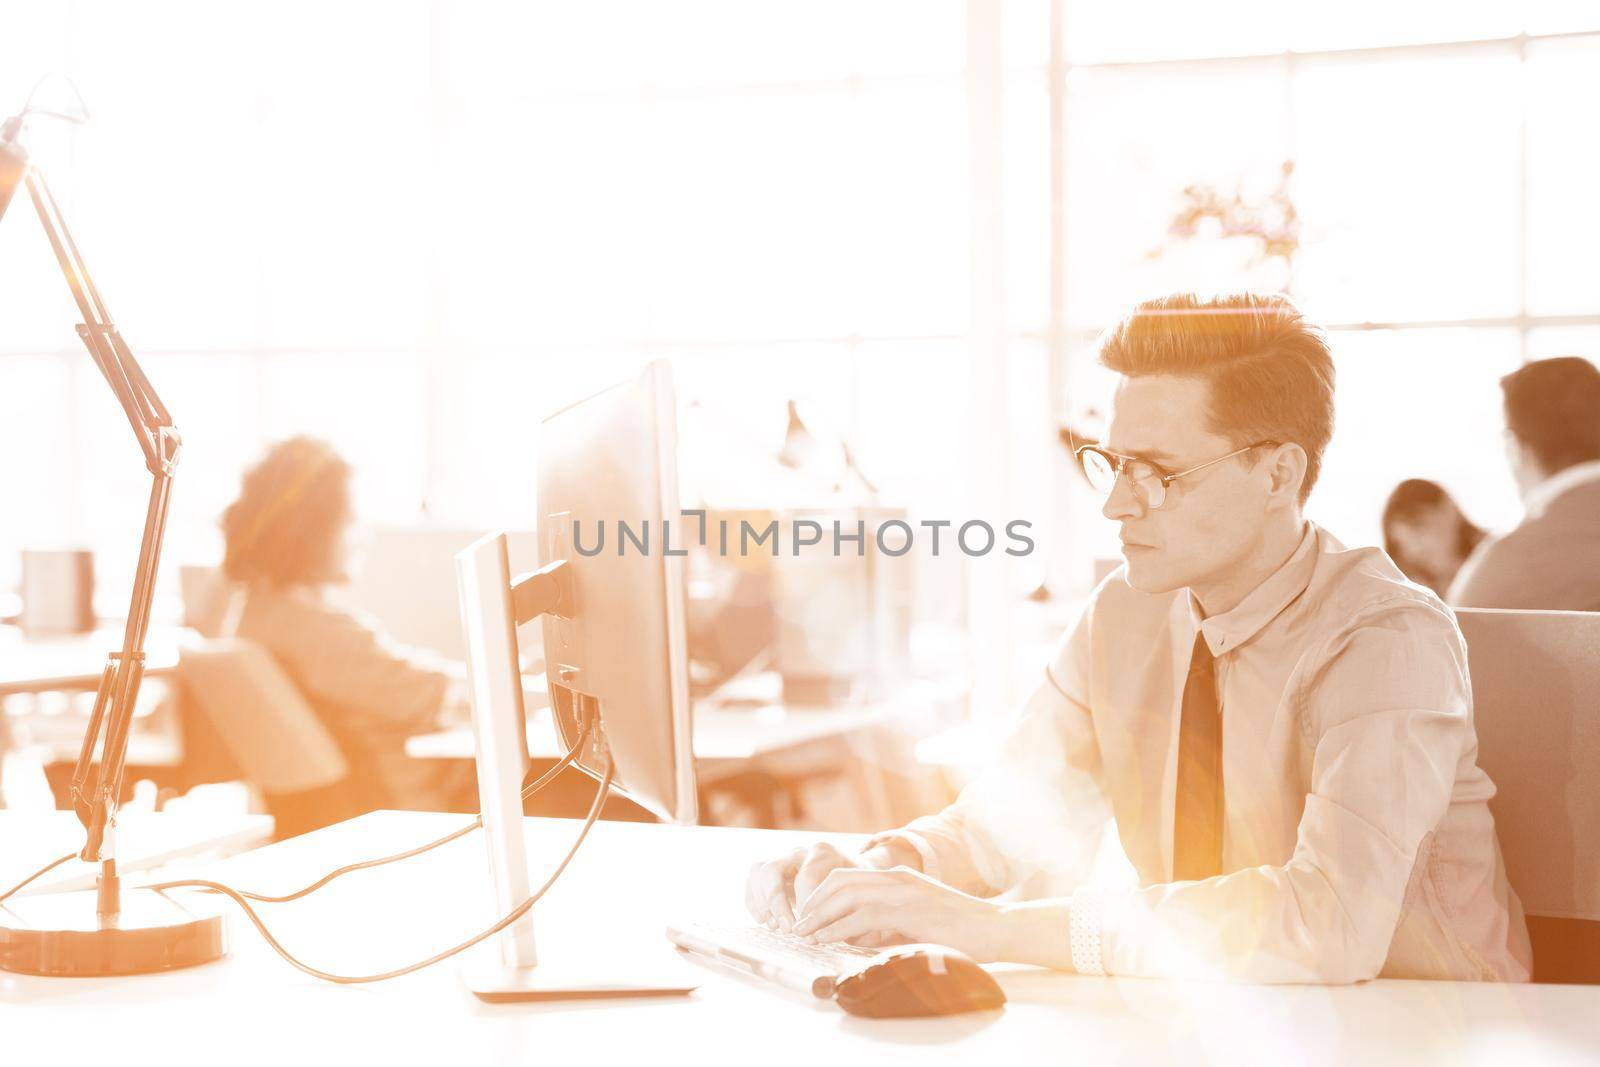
{"left": 1101, "top": 471, "right": 1143, "bottom": 522}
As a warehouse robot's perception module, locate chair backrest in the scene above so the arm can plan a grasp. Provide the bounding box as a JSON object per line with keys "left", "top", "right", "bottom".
{"left": 178, "top": 564, "right": 230, "bottom": 638}
{"left": 177, "top": 639, "right": 349, "bottom": 796}
{"left": 1456, "top": 607, "right": 1600, "bottom": 982}
{"left": 347, "top": 525, "right": 541, "bottom": 660}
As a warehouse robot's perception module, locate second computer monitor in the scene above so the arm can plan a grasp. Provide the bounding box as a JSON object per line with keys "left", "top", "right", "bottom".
{"left": 537, "top": 359, "right": 696, "bottom": 825}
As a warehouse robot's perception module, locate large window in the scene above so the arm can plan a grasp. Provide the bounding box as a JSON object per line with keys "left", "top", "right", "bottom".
{"left": 0, "top": 2, "right": 1028, "bottom": 615}
{"left": 3, "top": 1, "right": 1599, "bottom": 646}
{"left": 1054, "top": 7, "right": 1600, "bottom": 565}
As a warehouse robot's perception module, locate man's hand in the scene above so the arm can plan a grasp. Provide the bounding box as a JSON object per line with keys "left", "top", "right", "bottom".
{"left": 791, "top": 867, "right": 1015, "bottom": 963}
{"left": 745, "top": 838, "right": 922, "bottom": 931}
{"left": 745, "top": 842, "right": 859, "bottom": 932}
{"left": 748, "top": 845, "right": 1078, "bottom": 968}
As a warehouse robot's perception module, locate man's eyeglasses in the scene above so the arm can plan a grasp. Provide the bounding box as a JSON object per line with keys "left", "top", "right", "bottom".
{"left": 1073, "top": 441, "right": 1278, "bottom": 510}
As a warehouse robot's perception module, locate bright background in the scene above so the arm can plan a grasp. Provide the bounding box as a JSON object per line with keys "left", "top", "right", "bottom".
{"left": 3, "top": 1, "right": 1599, "bottom": 704}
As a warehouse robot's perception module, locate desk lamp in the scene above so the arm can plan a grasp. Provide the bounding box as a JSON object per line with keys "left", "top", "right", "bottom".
{"left": 0, "top": 80, "right": 224, "bottom": 976}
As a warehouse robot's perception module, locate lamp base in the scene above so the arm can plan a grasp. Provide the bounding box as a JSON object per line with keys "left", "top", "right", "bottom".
{"left": 0, "top": 888, "right": 226, "bottom": 976}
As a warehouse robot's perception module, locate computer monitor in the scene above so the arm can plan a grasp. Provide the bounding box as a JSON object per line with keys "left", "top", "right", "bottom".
{"left": 535, "top": 361, "right": 697, "bottom": 824}
{"left": 454, "top": 359, "right": 698, "bottom": 1000}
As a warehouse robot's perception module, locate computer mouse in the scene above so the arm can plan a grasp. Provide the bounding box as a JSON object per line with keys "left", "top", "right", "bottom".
{"left": 831, "top": 944, "right": 1007, "bottom": 1018}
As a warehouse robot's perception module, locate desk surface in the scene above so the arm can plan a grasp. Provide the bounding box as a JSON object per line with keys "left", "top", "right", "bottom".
{"left": 0, "top": 810, "right": 274, "bottom": 896}
{"left": 2, "top": 811, "right": 1595, "bottom": 1066}
{"left": 0, "top": 623, "right": 188, "bottom": 696}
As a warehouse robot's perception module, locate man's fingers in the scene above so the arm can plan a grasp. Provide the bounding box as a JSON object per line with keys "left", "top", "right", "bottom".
{"left": 744, "top": 864, "right": 769, "bottom": 923}
{"left": 797, "top": 868, "right": 922, "bottom": 935}
{"left": 793, "top": 882, "right": 880, "bottom": 936}
{"left": 792, "top": 855, "right": 848, "bottom": 913}
{"left": 766, "top": 883, "right": 797, "bottom": 931}
{"left": 798, "top": 867, "right": 908, "bottom": 921}
{"left": 770, "top": 848, "right": 810, "bottom": 930}
{"left": 745, "top": 849, "right": 806, "bottom": 925}
{"left": 810, "top": 907, "right": 889, "bottom": 947}
{"left": 745, "top": 861, "right": 781, "bottom": 923}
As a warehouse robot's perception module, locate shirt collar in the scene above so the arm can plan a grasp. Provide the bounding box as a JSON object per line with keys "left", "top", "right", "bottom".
{"left": 1522, "top": 459, "right": 1600, "bottom": 518}
{"left": 1188, "top": 522, "right": 1319, "bottom": 658}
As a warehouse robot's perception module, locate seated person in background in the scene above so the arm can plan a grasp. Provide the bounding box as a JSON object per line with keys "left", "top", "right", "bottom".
{"left": 219, "top": 436, "right": 466, "bottom": 815}
{"left": 746, "top": 293, "right": 1530, "bottom": 984}
{"left": 1381, "top": 478, "right": 1485, "bottom": 596}
{"left": 1449, "top": 356, "right": 1600, "bottom": 611}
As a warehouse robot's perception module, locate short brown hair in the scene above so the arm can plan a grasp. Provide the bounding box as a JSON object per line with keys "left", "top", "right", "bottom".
{"left": 1098, "top": 293, "right": 1335, "bottom": 504}
{"left": 222, "top": 436, "right": 353, "bottom": 587}
{"left": 1501, "top": 356, "right": 1600, "bottom": 475}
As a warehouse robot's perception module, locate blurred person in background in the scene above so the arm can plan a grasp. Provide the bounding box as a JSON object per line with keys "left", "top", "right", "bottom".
{"left": 1449, "top": 357, "right": 1600, "bottom": 611}
{"left": 219, "top": 436, "right": 467, "bottom": 815}
{"left": 1381, "top": 479, "right": 1485, "bottom": 597}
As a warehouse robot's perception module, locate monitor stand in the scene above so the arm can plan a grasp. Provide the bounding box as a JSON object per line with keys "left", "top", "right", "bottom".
{"left": 459, "top": 943, "right": 697, "bottom": 1002}
{"left": 454, "top": 532, "right": 697, "bottom": 1002}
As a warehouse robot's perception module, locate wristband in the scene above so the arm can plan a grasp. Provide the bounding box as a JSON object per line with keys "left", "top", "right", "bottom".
{"left": 1068, "top": 889, "right": 1105, "bottom": 975}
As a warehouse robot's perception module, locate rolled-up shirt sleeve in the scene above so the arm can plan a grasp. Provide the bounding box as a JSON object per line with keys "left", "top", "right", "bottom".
{"left": 1077, "top": 601, "right": 1472, "bottom": 983}
{"left": 868, "top": 600, "right": 1111, "bottom": 897}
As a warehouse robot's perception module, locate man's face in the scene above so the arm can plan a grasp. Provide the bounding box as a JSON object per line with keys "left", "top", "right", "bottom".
{"left": 1101, "top": 374, "right": 1275, "bottom": 595}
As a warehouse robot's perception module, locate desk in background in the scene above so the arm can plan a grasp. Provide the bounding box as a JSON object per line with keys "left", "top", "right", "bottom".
{"left": 408, "top": 673, "right": 965, "bottom": 830}
{"left": 1, "top": 620, "right": 959, "bottom": 831}
{"left": 1, "top": 624, "right": 192, "bottom": 805}
{"left": 0, "top": 622, "right": 187, "bottom": 698}
{"left": 1, "top": 810, "right": 1593, "bottom": 1066}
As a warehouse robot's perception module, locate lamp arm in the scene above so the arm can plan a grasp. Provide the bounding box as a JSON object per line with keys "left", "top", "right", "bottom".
{"left": 25, "top": 169, "right": 175, "bottom": 475}
{"left": 18, "top": 164, "right": 180, "bottom": 875}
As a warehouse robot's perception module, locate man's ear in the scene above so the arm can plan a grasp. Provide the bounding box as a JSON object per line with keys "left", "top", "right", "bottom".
{"left": 1263, "top": 442, "right": 1308, "bottom": 507}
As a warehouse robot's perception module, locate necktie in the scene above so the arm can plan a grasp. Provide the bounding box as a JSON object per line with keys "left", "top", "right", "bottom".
{"left": 1173, "top": 631, "right": 1224, "bottom": 881}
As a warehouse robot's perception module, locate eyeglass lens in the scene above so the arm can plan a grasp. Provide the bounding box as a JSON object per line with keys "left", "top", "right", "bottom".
{"left": 1080, "top": 449, "right": 1165, "bottom": 508}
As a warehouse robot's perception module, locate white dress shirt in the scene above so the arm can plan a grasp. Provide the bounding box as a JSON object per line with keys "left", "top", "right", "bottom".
{"left": 875, "top": 524, "right": 1532, "bottom": 983}
{"left": 1519, "top": 458, "right": 1600, "bottom": 519}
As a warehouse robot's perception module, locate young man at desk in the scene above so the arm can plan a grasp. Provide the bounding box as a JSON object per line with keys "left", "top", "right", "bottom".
{"left": 747, "top": 293, "right": 1533, "bottom": 984}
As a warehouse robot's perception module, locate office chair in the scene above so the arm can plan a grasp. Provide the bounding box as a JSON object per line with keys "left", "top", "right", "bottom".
{"left": 1457, "top": 607, "right": 1600, "bottom": 983}
{"left": 176, "top": 639, "right": 362, "bottom": 839}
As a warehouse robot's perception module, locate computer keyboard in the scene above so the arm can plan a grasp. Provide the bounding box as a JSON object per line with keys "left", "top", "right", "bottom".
{"left": 732, "top": 924, "right": 879, "bottom": 968}
{"left": 666, "top": 920, "right": 880, "bottom": 997}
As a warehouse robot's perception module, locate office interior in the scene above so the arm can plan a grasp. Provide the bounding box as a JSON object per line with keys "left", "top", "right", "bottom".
{"left": 1, "top": 1, "right": 1598, "bottom": 1059}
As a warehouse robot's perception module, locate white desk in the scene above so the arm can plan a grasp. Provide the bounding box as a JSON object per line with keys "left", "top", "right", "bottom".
{"left": 2, "top": 811, "right": 1595, "bottom": 1066}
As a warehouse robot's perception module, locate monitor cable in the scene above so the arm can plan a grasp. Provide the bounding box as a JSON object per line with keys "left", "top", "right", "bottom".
{"left": 228, "top": 709, "right": 596, "bottom": 904}
{"left": 0, "top": 851, "right": 78, "bottom": 906}
{"left": 0, "top": 711, "right": 596, "bottom": 911}
{"left": 145, "top": 754, "right": 614, "bottom": 984}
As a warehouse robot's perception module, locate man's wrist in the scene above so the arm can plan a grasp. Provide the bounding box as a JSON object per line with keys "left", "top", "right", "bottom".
{"left": 993, "top": 900, "right": 1077, "bottom": 970}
